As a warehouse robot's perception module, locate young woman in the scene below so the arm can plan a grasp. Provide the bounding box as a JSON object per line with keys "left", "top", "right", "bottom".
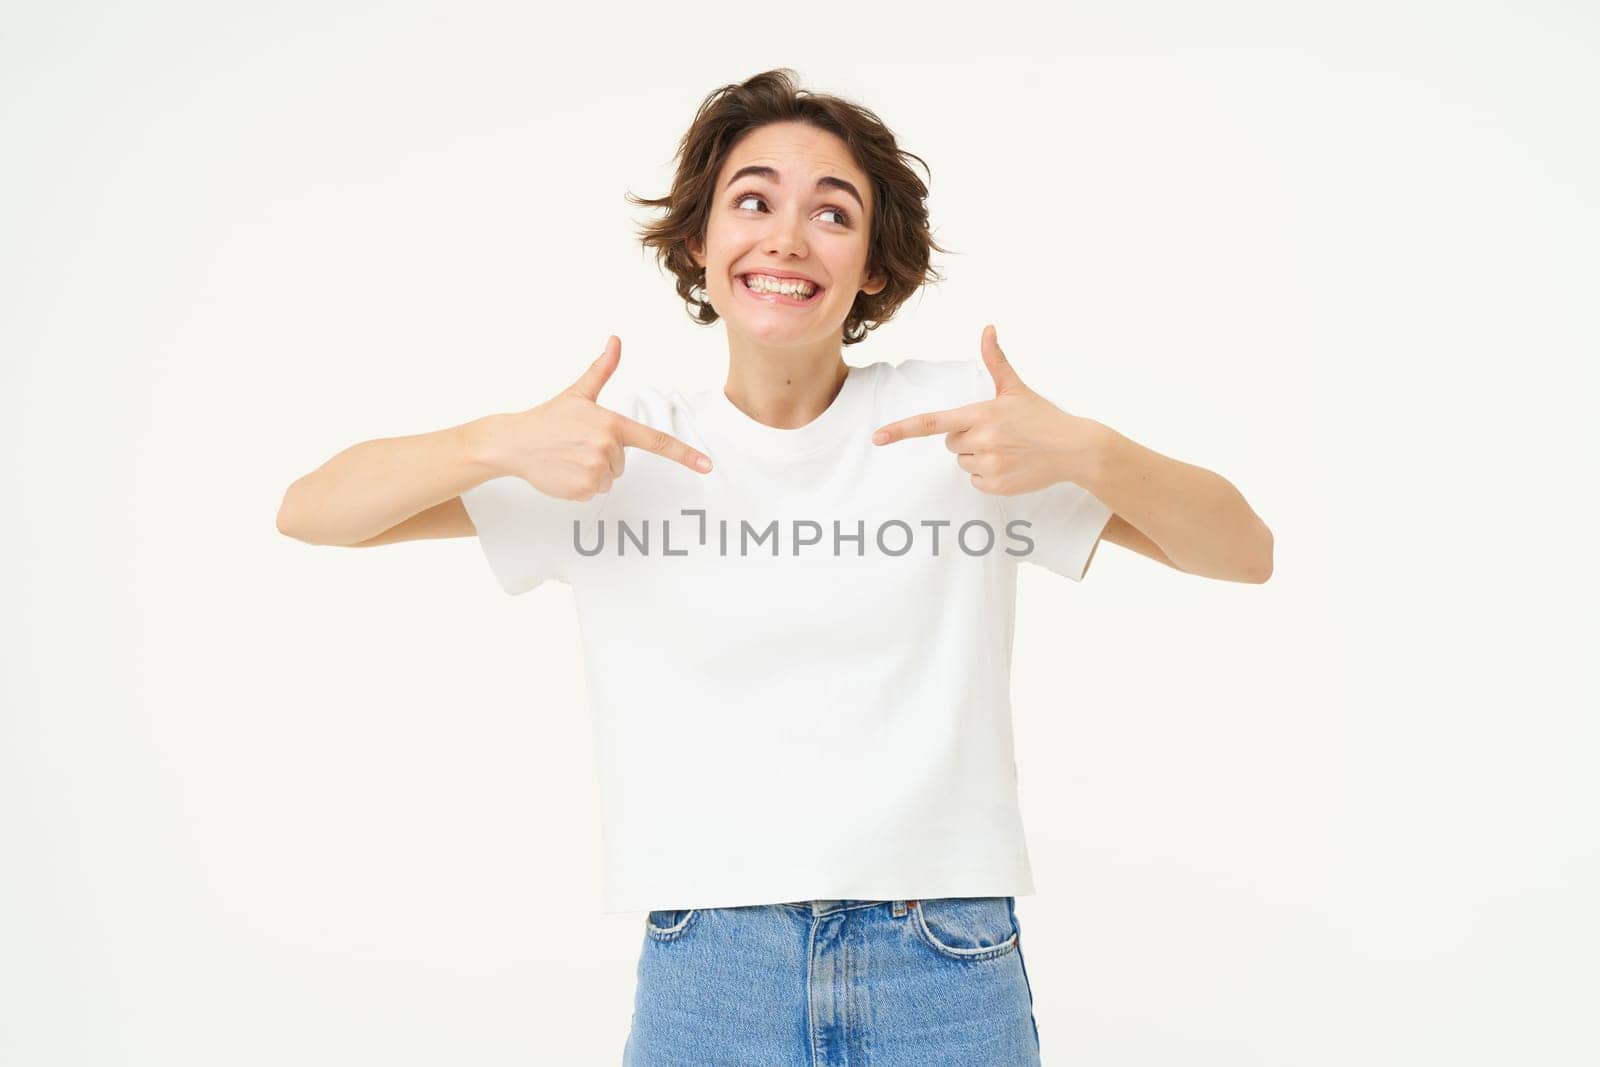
{"left": 278, "top": 68, "right": 1273, "bottom": 1066}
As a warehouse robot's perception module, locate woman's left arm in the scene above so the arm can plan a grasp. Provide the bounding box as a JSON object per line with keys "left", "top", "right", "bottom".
{"left": 1075, "top": 423, "right": 1274, "bottom": 584}
{"left": 871, "top": 324, "right": 1275, "bottom": 584}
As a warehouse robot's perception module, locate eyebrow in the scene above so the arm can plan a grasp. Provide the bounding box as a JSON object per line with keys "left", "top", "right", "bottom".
{"left": 724, "top": 164, "right": 865, "bottom": 212}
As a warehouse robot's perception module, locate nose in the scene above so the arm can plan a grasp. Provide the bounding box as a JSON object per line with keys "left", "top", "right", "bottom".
{"left": 764, "top": 206, "right": 808, "bottom": 258}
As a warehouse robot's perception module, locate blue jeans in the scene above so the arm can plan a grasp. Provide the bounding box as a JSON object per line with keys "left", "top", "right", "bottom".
{"left": 622, "top": 897, "right": 1041, "bottom": 1066}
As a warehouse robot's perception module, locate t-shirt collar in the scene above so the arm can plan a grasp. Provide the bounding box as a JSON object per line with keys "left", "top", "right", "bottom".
{"left": 701, "top": 361, "right": 873, "bottom": 460}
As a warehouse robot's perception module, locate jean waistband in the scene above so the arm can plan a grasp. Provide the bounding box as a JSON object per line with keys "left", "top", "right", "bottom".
{"left": 782, "top": 899, "right": 914, "bottom": 917}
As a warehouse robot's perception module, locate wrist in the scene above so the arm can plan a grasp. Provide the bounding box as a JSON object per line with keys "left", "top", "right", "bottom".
{"left": 1084, "top": 420, "right": 1131, "bottom": 496}
{"left": 460, "top": 413, "right": 511, "bottom": 480}
{"left": 1047, "top": 416, "right": 1117, "bottom": 491}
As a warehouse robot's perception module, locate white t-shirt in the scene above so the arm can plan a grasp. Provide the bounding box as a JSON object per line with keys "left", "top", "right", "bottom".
{"left": 460, "top": 356, "right": 1113, "bottom": 914}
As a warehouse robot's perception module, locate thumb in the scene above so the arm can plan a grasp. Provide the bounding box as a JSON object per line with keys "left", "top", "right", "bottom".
{"left": 980, "top": 324, "right": 1027, "bottom": 396}
{"left": 568, "top": 335, "right": 621, "bottom": 401}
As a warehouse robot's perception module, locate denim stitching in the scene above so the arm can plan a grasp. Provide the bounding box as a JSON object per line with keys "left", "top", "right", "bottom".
{"left": 643, "top": 907, "right": 700, "bottom": 941}
{"left": 806, "top": 916, "right": 820, "bottom": 1066}
{"left": 911, "top": 898, "right": 1020, "bottom": 961}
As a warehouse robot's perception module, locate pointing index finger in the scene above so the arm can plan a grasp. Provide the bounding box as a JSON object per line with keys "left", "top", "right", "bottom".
{"left": 871, "top": 402, "right": 978, "bottom": 445}
{"left": 614, "top": 412, "right": 713, "bottom": 473}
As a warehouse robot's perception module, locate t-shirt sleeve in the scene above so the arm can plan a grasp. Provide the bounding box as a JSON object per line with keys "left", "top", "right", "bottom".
{"left": 459, "top": 386, "right": 661, "bottom": 594}
{"left": 998, "top": 478, "right": 1113, "bottom": 581}
{"left": 964, "top": 357, "right": 1114, "bottom": 582}
{"left": 458, "top": 474, "right": 606, "bottom": 595}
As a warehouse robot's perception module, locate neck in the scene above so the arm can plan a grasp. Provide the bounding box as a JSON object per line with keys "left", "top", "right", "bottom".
{"left": 721, "top": 332, "right": 849, "bottom": 430}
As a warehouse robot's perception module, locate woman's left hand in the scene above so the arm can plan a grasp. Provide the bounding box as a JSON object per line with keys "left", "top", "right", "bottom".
{"left": 871, "top": 325, "right": 1108, "bottom": 496}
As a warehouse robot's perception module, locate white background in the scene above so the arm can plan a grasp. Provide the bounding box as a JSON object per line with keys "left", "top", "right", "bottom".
{"left": 4, "top": 2, "right": 1596, "bottom": 1064}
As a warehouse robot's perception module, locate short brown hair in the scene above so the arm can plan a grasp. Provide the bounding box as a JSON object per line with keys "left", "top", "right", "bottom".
{"left": 626, "top": 68, "right": 951, "bottom": 346}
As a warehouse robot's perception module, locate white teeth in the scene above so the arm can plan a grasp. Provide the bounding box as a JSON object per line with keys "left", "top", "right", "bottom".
{"left": 744, "top": 274, "right": 816, "bottom": 298}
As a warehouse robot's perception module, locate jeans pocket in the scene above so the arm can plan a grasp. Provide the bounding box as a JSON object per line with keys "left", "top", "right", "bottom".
{"left": 910, "top": 896, "right": 1020, "bottom": 961}
{"left": 644, "top": 908, "right": 701, "bottom": 942}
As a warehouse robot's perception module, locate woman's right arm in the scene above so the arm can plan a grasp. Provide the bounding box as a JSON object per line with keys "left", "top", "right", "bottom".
{"left": 275, "top": 415, "right": 508, "bottom": 547}
{"left": 274, "top": 336, "right": 713, "bottom": 549}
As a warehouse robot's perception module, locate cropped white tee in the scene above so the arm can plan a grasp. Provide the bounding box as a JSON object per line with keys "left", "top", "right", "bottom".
{"left": 459, "top": 356, "right": 1113, "bottom": 914}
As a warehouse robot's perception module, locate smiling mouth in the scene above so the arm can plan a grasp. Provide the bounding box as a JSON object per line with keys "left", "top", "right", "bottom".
{"left": 738, "top": 273, "right": 824, "bottom": 305}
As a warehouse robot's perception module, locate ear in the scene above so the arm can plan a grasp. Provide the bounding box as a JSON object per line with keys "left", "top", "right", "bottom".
{"left": 686, "top": 234, "right": 705, "bottom": 270}
{"left": 861, "top": 268, "right": 888, "bottom": 297}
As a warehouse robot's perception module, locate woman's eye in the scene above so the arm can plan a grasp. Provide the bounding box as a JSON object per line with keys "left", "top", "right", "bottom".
{"left": 732, "top": 192, "right": 850, "bottom": 227}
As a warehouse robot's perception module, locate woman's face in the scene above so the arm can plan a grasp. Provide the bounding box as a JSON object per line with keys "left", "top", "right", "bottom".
{"left": 688, "top": 121, "right": 887, "bottom": 350}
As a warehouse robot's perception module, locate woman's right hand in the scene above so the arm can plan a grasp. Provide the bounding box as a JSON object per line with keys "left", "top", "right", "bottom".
{"left": 480, "top": 336, "right": 714, "bottom": 502}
